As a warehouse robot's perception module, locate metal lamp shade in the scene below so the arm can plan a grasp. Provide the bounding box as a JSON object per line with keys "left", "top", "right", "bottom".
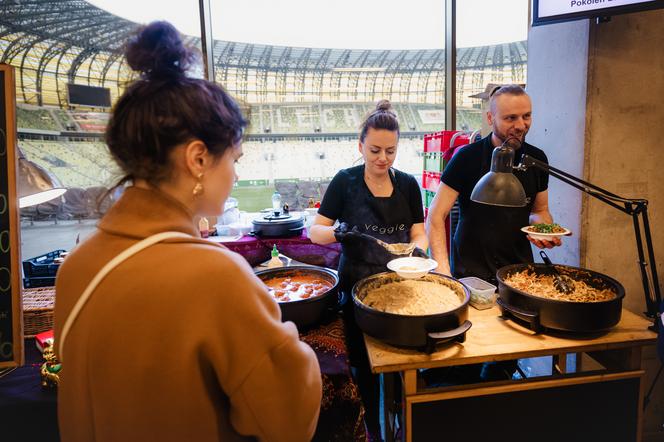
{"left": 471, "top": 171, "right": 527, "bottom": 207}
{"left": 470, "top": 144, "right": 528, "bottom": 207}
{"left": 18, "top": 156, "right": 66, "bottom": 208}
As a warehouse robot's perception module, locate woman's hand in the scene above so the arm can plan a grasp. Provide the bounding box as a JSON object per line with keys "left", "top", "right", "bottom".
{"left": 411, "top": 247, "right": 428, "bottom": 258}
{"left": 334, "top": 224, "right": 394, "bottom": 266}
{"left": 332, "top": 222, "right": 351, "bottom": 242}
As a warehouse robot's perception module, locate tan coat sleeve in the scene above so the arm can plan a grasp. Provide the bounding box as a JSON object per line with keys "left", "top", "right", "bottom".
{"left": 200, "top": 250, "right": 322, "bottom": 441}
{"left": 229, "top": 324, "right": 322, "bottom": 441}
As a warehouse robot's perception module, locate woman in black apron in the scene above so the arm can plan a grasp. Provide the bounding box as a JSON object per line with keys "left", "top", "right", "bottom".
{"left": 310, "top": 100, "right": 427, "bottom": 437}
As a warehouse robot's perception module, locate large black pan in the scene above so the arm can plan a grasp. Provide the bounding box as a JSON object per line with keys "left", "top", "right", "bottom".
{"left": 496, "top": 263, "right": 625, "bottom": 333}
{"left": 352, "top": 272, "right": 472, "bottom": 353}
{"left": 255, "top": 265, "right": 339, "bottom": 329}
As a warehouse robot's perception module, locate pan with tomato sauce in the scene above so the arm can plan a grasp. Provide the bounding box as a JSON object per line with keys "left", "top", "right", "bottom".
{"left": 264, "top": 275, "right": 334, "bottom": 302}
{"left": 255, "top": 266, "right": 340, "bottom": 329}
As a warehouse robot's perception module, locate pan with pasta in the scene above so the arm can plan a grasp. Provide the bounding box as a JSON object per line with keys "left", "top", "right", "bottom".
{"left": 496, "top": 263, "right": 625, "bottom": 333}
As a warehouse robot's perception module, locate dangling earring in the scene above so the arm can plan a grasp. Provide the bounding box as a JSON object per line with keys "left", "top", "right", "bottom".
{"left": 192, "top": 172, "right": 204, "bottom": 197}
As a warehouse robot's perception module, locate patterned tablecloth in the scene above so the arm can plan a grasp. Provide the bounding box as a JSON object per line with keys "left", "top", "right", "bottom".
{"left": 218, "top": 229, "right": 342, "bottom": 268}
{"left": 301, "top": 316, "right": 367, "bottom": 442}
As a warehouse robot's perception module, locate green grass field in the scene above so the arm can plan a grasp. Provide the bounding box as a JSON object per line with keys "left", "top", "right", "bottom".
{"left": 231, "top": 185, "right": 274, "bottom": 212}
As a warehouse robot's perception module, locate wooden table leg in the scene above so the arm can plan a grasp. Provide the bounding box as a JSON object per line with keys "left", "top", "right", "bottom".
{"left": 402, "top": 370, "right": 417, "bottom": 442}
{"left": 553, "top": 353, "right": 568, "bottom": 374}
{"left": 381, "top": 373, "right": 395, "bottom": 442}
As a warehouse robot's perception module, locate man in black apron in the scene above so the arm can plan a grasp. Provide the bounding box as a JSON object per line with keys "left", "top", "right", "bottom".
{"left": 427, "top": 85, "right": 561, "bottom": 380}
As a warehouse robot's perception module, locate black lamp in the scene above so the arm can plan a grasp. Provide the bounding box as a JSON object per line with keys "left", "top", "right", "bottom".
{"left": 471, "top": 137, "right": 662, "bottom": 333}
{"left": 470, "top": 142, "right": 526, "bottom": 207}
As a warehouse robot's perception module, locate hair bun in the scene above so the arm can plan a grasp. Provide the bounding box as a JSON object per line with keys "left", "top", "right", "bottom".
{"left": 126, "top": 21, "right": 197, "bottom": 79}
{"left": 375, "top": 99, "right": 393, "bottom": 112}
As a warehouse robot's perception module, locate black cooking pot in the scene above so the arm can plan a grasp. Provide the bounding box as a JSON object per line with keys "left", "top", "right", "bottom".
{"left": 496, "top": 263, "right": 625, "bottom": 333}
{"left": 255, "top": 265, "right": 339, "bottom": 329}
{"left": 352, "top": 272, "right": 472, "bottom": 353}
{"left": 252, "top": 213, "right": 304, "bottom": 238}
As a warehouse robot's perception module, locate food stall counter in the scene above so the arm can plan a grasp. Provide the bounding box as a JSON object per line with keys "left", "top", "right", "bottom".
{"left": 365, "top": 307, "right": 657, "bottom": 442}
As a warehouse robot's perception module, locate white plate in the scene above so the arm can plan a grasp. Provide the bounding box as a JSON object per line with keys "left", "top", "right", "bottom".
{"left": 520, "top": 226, "right": 572, "bottom": 241}
{"left": 387, "top": 257, "right": 438, "bottom": 279}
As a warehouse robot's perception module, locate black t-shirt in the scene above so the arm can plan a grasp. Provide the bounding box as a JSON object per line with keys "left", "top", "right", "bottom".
{"left": 319, "top": 165, "right": 424, "bottom": 233}
{"left": 319, "top": 164, "right": 424, "bottom": 295}
{"left": 441, "top": 134, "right": 549, "bottom": 282}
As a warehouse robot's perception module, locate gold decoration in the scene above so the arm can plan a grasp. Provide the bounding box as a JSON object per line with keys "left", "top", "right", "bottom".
{"left": 40, "top": 344, "right": 61, "bottom": 389}
{"left": 192, "top": 172, "right": 204, "bottom": 197}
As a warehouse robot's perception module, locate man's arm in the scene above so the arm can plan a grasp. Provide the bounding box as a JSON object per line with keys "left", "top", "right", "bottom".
{"left": 528, "top": 189, "right": 562, "bottom": 249}
{"left": 426, "top": 183, "right": 459, "bottom": 276}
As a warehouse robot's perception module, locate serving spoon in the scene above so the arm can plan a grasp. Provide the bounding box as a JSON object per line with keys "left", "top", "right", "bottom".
{"left": 539, "top": 251, "right": 575, "bottom": 294}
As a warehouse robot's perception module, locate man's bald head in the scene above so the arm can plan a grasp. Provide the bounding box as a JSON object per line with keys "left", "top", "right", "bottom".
{"left": 489, "top": 84, "right": 529, "bottom": 114}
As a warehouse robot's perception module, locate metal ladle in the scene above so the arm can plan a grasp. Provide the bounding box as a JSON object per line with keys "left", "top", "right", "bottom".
{"left": 539, "top": 251, "right": 575, "bottom": 294}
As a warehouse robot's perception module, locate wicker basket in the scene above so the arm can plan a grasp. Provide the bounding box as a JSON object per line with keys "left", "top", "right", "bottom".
{"left": 22, "top": 286, "right": 55, "bottom": 337}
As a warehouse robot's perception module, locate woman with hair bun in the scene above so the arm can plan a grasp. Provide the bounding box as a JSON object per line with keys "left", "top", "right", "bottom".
{"left": 309, "top": 99, "right": 427, "bottom": 436}
{"left": 55, "top": 21, "right": 321, "bottom": 442}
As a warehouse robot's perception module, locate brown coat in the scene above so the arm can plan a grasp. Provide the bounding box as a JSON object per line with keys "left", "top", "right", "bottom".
{"left": 54, "top": 187, "right": 322, "bottom": 442}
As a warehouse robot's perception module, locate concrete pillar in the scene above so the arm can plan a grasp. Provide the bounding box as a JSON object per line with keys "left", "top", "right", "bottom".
{"left": 526, "top": 19, "right": 590, "bottom": 266}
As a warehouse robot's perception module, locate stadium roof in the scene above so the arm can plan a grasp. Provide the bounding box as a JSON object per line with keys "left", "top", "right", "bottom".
{"left": 1, "top": 0, "right": 526, "bottom": 71}
{"left": 0, "top": 0, "right": 526, "bottom": 106}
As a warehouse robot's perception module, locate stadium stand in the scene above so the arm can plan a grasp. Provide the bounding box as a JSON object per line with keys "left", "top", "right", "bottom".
{"left": 19, "top": 139, "right": 122, "bottom": 189}
{"left": 13, "top": 102, "right": 487, "bottom": 136}
{"left": 70, "top": 111, "right": 110, "bottom": 133}
{"left": 16, "top": 106, "right": 60, "bottom": 131}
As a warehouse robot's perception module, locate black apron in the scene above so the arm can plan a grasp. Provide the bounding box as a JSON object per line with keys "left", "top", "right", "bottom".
{"left": 338, "top": 166, "right": 414, "bottom": 368}
{"left": 451, "top": 140, "right": 536, "bottom": 285}
{"left": 337, "top": 167, "right": 413, "bottom": 297}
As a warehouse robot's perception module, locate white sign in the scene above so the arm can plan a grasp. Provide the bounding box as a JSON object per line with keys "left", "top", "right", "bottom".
{"left": 418, "top": 109, "right": 445, "bottom": 124}
{"left": 537, "top": 0, "right": 656, "bottom": 18}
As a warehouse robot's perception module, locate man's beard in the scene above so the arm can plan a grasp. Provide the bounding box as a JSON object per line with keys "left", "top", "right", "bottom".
{"left": 494, "top": 127, "right": 526, "bottom": 149}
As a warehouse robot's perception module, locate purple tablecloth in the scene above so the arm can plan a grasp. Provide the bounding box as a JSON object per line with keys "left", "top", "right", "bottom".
{"left": 219, "top": 230, "right": 342, "bottom": 269}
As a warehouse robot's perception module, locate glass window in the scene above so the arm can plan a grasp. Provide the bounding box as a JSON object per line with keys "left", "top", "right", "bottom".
{"left": 210, "top": 0, "right": 446, "bottom": 211}
{"left": 456, "top": 0, "right": 529, "bottom": 133}
{"left": 0, "top": 0, "right": 201, "bottom": 261}
{"left": 3, "top": 0, "right": 531, "bottom": 261}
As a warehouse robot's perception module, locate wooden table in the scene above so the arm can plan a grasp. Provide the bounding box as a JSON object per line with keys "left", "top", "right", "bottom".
{"left": 365, "top": 307, "right": 657, "bottom": 442}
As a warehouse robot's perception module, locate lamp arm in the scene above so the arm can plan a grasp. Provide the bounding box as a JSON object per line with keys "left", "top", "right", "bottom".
{"left": 634, "top": 206, "right": 662, "bottom": 325}
{"left": 521, "top": 155, "right": 628, "bottom": 204}
{"left": 519, "top": 154, "right": 662, "bottom": 331}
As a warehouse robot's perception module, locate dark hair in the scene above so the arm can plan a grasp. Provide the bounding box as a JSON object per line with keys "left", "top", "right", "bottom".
{"left": 489, "top": 84, "right": 528, "bottom": 112}
{"left": 106, "top": 21, "right": 247, "bottom": 186}
{"left": 359, "top": 99, "right": 399, "bottom": 143}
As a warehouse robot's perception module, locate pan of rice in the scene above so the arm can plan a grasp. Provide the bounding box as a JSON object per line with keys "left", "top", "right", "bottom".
{"left": 352, "top": 272, "right": 471, "bottom": 352}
